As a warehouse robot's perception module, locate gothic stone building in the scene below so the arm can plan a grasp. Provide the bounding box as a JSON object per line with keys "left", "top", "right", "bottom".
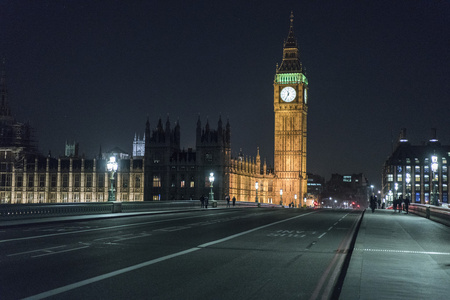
{"left": 1, "top": 13, "right": 309, "bottom": 206}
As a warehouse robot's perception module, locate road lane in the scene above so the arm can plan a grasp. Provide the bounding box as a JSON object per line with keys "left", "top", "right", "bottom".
{"left": 0, "top": 209, "right": 362, "bottom": 299}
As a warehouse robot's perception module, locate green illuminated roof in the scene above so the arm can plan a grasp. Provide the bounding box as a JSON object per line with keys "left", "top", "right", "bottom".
{"left": 275, "top": 73, "right": 308, "bottom": 85}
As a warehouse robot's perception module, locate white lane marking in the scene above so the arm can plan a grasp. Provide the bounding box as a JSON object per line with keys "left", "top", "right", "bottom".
{"left": 32, "top": 246, "right": 90, "bottom": 258}
{"left": 7, "top": 245, "right": 67, "bottom": 257}
{"left": 23, "top": 211, "right": 317, "bottom": 300}
{"left": 318, "top": 232, "right": 327, "bottom": 239}
{"left": 22, "top": 247, "right": 201, "bottom": 300}
{"left": 0, "top": 213, "right": 232, "bottom": 243}
{"left": 355, "top": 248, "right": 450, "bottom": 255}
{"left": 198, "top": 211, "right": 316, "bottom": 248}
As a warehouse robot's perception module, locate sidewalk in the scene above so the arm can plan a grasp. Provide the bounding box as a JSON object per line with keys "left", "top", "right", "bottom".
{"left": 340, "top": 209, "right": 450, "bottom": 299}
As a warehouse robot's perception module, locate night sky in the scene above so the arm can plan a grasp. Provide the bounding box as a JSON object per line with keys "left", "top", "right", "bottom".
{"left": 1, "top": 1, "right": 449, "bottom": 189}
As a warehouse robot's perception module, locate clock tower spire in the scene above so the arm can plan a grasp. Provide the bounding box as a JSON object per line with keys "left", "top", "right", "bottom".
{"left": 273, "top": 12, "right": 308, "bottom": 206}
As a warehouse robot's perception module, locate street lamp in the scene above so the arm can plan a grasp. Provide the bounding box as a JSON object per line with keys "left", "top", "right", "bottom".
{"left": 294, "top": 194, "right": 297, "bottom": 208}
{"left": 209, "top": 172, "right": 215, "bottom": 201}
{"left": 107, "top": 156, "right": 118, "bottom": 201}
{"left": 431, "top": 154, "right": 439, "bottom": 206}
{"left": 280, "top": 189, "right": 283, "bottom": 205}
{"left": 370, "top": 185, "right": 374, "bottom": 196}
{"left": 255, "top": 181, "right": 259, "bottom": 203}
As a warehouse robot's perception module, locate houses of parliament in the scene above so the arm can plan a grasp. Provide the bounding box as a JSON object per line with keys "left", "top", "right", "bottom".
{"left": 0, "top": 14, "right": 309, "bottom": 206}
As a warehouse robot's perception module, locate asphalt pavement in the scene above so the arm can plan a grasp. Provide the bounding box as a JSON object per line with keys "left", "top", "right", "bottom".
{"left": 2, "top": 207, "right": 450, "bottom": 299}
{"left": 339, "top": 208, "right": 450, "bottom": 300}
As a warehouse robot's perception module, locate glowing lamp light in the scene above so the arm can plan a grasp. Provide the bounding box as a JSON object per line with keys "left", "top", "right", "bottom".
{"left": 107, "top": 156, "right": 118, "bottom": 172}
{"left": 431, "top": 155, "right": 438, "bottom": 173}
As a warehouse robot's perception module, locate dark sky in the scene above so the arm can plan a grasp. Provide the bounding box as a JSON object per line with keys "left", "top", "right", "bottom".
{"left": 1, "top": 0, "right": 449, "bottom": 189}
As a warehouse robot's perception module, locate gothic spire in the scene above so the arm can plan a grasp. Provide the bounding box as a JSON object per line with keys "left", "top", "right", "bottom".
{"left": 284, "top": 11, "right": 297, "bottom": 48}
{"left": 277, "top": 12, "right": 303, "bottom": 74}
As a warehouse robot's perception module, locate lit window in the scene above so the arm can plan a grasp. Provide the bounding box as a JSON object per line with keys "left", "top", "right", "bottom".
{"left": 415, "top": 184, "right": 421, "bottom": 191}
{"left": 181, "top": 180, "right": 185, "bottom": 188}
{"left": 387, "top": 174, "right": 393, "bottom": 182}
{"left": 397, "top": 174, "right": 402, "bottom": 182}
{"left": 152, "top": 176, "right": 160, "bottom": 187}
{"left": 415, "top": 175, "right": 421, "bottom": 182}
{"left": 443, "top": 157, "right": 447, "bottom": 164}
{"left": 424, "top": 174, "right": 429, "bottom": 182}
{"left": 190, "top": 181, "right": 195, "bottom": 188}
{"left": 415, "top": 166, "right": 420, "bottom": 173}
{"left": 135, "top": 175, "right": 141, "bottom": 188}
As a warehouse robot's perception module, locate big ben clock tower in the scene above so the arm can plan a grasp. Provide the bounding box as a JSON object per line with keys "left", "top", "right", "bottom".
{"left": 274, "top": 12, "right": 308, "bottom": 206}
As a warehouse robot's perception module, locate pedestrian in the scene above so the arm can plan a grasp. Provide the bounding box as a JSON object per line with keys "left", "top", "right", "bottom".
{"left": 370, "top": 195, "right": 377, "bottom": 213}
{"left": 205, "top": 196, "right": 209, "bottom": 209}
{"left": 232, "top": 196, "right": 236, "bottom": 206}
{"left": 200, "top": 195, "right": 205, "bottom": 208}
{"left": 404, "top": 196, "right": 410, "bottom": 214}
{"left": 393, "top": 197, "right": 397, "bottom": 212}
{"left": 398, "top": 194, "right": 403, "bottom": 213}
{"left": 226, "top": 195, "right": 230, "bottom": 207}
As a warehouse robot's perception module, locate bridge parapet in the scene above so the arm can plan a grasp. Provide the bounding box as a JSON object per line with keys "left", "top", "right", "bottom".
{"left": 409, "top": 204, "right": 450, "bottom": 227}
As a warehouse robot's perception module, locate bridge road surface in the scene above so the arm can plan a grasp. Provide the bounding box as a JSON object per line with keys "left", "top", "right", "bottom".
{"left": 0, "top": 208, "right": 362, "bottom": 299}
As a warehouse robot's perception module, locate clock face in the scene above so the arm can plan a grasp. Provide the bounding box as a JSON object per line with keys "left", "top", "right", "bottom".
{"left": 304, "top": 89, "right": 307, "bottom": 104}
{"left": 280, "top": 87, "right": 296, "bottom": 102}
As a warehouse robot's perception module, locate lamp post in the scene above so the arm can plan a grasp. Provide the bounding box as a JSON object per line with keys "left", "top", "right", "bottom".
{"left": 209, "top": 172, "right": 215, "bottom": 201}
{"left": 255, "top": 181, "right": 259, "bottom": 203}
{"left": 431, "top": 154, "right": 439, "bottom": 206}
{"left": 370, "top": 185, "right": 374, "bottom": 196}
{"left": 280, "top": 189, "right": 283, "bottom": 205}
{"left": 294, "top": 194, "right": 297, "bottom": 208}
{"left": 107, "top": 156, "right": 118, "bottom": 201}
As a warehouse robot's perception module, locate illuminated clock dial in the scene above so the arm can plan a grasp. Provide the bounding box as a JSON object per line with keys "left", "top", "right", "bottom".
{"left": 280, "top": 86, "right": 296, "bottom": 102}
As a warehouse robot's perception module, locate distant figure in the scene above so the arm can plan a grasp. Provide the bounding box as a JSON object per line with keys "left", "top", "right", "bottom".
{"left": 205, "top": 196, "right": 209, "bottom": 209}
{"left": 393, "top": 197, "right": 397, "bottom": 212}
{"left": 377, "top": 197, "right": 381, "bottom": 209}
{"left": 398, "top": 195, "right": 404, "bottom": 213}
{"left": 404, "top": 196, "right": 410, "bottom": 214}
{"left": 200, "top": 195, "right": 205, "bottom": 208}
{"left": 370, "top": 196, "right": 377, "bottom": 213}
{"left": 232, "top": 196, "right": 236, "bottom": 207}
{"left": 226, "top": 195, "right": 230, "bottom": 207}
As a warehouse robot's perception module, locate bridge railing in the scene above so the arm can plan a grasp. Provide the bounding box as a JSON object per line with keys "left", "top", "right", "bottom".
{"left": 0, "top": 200, "right": 283, "bottom": 220}
{"left": 409, "top": 204, "right": 450, "bottom": 227}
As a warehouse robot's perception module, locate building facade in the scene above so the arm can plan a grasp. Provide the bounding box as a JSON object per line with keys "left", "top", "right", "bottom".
{"left": 382, "top": 129, "right": 449, "bottom": 206}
